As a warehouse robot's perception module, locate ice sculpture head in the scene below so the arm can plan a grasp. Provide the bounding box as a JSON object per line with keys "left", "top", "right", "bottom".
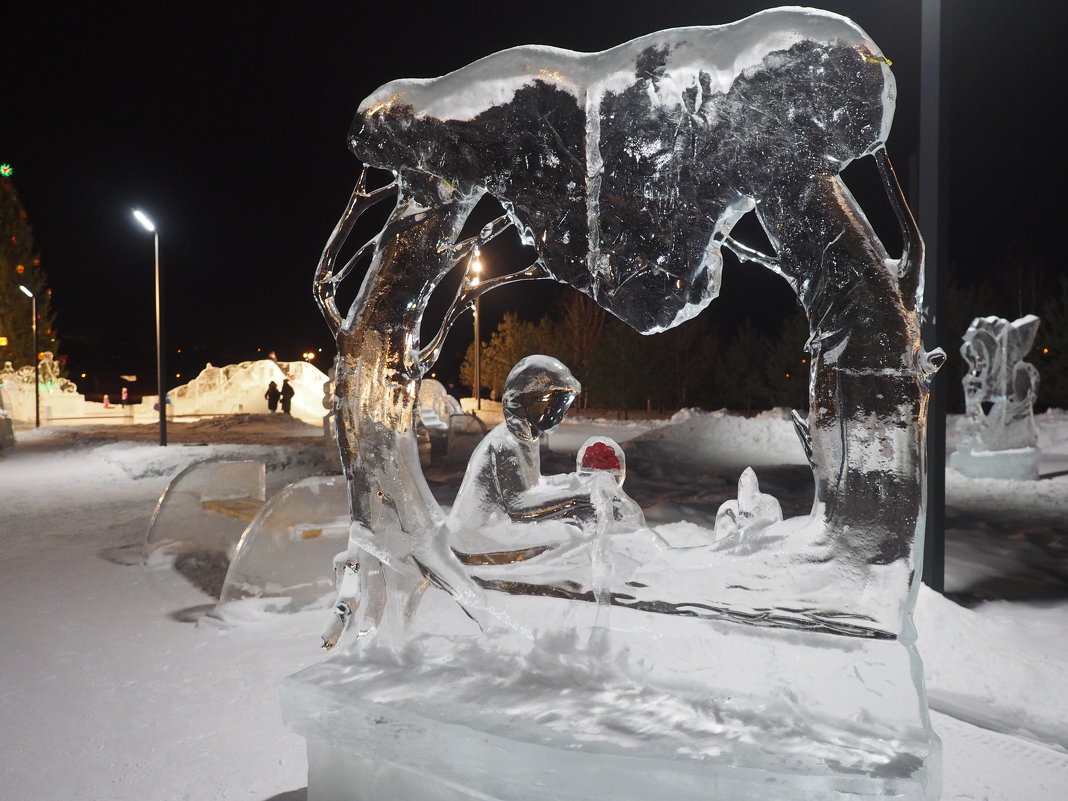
{"left": 351, "top": 7, "right": 893, "bottom": 332}
{"left": 502, "top": 355, "right": 580, "bottom": 442}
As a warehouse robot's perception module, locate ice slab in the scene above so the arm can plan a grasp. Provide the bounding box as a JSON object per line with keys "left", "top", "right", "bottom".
{"left": 949, "top": 446, "right": 1040, "bottom": 481}
{"left": 283, "top": 595, "right": 940, "bottom": 801}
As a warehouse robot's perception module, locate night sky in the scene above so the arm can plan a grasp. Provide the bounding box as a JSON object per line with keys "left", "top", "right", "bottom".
{"left": 4, "top": 1, "right": 1064, "bottom": 398}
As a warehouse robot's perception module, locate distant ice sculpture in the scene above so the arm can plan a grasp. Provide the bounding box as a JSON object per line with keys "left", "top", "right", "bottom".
{"left": 294, "top": 7, "right": 942, "bottom": 800}
{"left": 0, "top": 382, "right": 15, "bottom": 450}
{"left": 951, "top": 314, "right": 1041, "bottom": 479}
{"left": 167, "top": 358, "right": 329, "bottom": 425}
{"left": 0, "top": 356, "right": 84, "bottom": 422}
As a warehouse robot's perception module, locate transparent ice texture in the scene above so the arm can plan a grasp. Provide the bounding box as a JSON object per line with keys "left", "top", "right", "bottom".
{"left": 714, "top": 466, "right": 784, "bottom": 542}
{"left": 219, "top": 475, "right": 349, "bottom": 609}
{"left": 143, "top": 459, "right": 265, "bottom": 569}
{"left": 317, "top": 6, "right": 940, "bottom": 645}
{"left": 957, "top": 314, "right": 1041, "bottom": 453}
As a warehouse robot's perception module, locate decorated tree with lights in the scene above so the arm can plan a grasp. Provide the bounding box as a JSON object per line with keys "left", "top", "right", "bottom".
{"left": 0, "top": 169, "right": 59, "bottom": 371}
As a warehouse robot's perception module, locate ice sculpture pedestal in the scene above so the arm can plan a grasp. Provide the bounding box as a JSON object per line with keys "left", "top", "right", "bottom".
{"left": 282, "top": 600, "right": 941, "bottom": 801}
{"left": 949, "top": 445, "right": 1040, "bottom": 481}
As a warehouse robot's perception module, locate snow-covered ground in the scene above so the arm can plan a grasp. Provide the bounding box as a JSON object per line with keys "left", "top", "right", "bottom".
{"left": 1, "top": 408, "right": 1067, "bottom": 800}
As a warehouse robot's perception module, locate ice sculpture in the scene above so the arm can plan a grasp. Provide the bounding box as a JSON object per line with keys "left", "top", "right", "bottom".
{"left": 950, "top": 314, "right": 1041, "bottom": 479}
{"left": 292, "top": 7, "right": 942, "bottom": 800}
{"left": 166, "top": 358, "right": 329, "bottom": 425}
{"left": 448, "top": 356, "right": 594, "bottom": 537}
{"left": 714, "top": 466, "right": 783, "bottom": 543}
{"left": 0, "top": 382, "right": 15, "bottom": 451}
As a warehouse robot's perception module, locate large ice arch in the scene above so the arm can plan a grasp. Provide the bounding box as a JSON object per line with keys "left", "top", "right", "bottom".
{"left": 314, "top": 6, "right": 943, "bottom": 646}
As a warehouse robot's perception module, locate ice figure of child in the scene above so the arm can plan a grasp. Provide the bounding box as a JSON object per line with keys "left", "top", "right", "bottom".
{"left": 447, "top": 355, "right": 600, "bottom": 556}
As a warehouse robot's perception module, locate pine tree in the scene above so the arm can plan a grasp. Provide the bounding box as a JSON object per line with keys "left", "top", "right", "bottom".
{"left": 0, "top": 173, "right": 59, "bottom": 371}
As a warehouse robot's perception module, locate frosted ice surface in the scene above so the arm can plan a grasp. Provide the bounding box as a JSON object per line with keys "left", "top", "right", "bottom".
{"left": 220, "top": 475, "right": 348, "bottom": 609}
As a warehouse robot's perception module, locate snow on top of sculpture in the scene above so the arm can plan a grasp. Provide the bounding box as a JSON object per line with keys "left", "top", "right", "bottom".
{"left": 959, "top": 314, "right": 1040, "bottom": 452}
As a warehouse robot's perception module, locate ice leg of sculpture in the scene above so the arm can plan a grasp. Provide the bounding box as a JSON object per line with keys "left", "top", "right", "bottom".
{"left": 753, "top": 153, "right": 936, "bottom": 590}
{"left": 327, "top": 170, "right": 492, "bottom": 648}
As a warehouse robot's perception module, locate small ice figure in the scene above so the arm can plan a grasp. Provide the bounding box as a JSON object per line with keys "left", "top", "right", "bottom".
{"left": 714, "top": 467, "right": 783, "bottom": 542}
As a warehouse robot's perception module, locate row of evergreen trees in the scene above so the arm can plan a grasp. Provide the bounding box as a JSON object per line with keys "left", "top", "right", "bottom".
{"left": 460, "top": 292, "right": 811, "bottom": 415}
{"left": 0, "top": 173, "right": 59, "bottom": 371}
{"left": 458, "top": 277, "right": 1068, "bottom": 416}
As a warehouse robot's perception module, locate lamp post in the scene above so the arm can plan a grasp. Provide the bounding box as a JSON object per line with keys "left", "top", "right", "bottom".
{"left": 18, "top": 284, "right": 39, "bottom": 428}
{"left": 132, "top": 209, "right": 167, "bottom": 446}
{"left": 468, "top": 248, "right": 483, "bottom": 411}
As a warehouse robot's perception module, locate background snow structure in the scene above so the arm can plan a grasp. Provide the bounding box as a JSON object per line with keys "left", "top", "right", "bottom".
{"left": 294, "top": 8, "right": 944, "bottom": 801}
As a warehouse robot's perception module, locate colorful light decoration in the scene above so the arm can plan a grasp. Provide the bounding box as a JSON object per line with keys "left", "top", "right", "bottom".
{"left": 0, "top": 164, "right": 13, "bottom": 177}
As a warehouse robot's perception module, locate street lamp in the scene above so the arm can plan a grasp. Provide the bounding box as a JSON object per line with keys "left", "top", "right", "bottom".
{"left": 468, "top": 248, "right": 483, "bottom": 411}
{"left": 18, "top": 284, "right": 39, "bottom": 428}
{"left": 132, "top": 209, "right": 167, "bottom": 446}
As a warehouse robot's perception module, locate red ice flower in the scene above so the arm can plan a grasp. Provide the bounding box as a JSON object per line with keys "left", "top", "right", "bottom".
{"left": 581, "top": 441, "right": 621, "bottom": 471}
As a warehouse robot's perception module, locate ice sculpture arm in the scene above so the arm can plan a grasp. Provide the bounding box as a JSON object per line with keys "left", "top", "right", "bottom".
{"left": 874, "top": 147, "right": 923, "bottom": 303}
{"left": 313, "top": 167, "right": 398, "bottom": 336}
{"left": 415, "top": 257, "right": 552, "bottom": 374}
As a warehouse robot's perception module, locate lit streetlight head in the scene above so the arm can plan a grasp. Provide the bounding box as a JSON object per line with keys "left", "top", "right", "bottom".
{"left": 19, "top": 284, "right": 33, "bottom": 298}
{"left": 132, "top": 209, "right": 156, "bottom": 232}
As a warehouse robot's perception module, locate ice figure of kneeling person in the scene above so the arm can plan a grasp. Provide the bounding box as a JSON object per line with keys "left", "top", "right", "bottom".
{"left": 448, "top": 355, "right": 603, "bottom": 555}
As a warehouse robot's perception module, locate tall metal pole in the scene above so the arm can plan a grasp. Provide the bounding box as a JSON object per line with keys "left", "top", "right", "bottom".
{"left": 920, "top": 0, "right": 945, "bottom": 592}
{"left": 474, "top": 295, "right": 481, "bottom": 412}
{"left": 18, "top": 284, "right": 38, "bottom": 427}
{"left": 31, "top": 293, "right": 39, "bottom": 428}
{"left": 154, "top": 229, "right": 167, "bottom": 446}
{"left": 469, "top": 248, "right": 483, "bottom": 412}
